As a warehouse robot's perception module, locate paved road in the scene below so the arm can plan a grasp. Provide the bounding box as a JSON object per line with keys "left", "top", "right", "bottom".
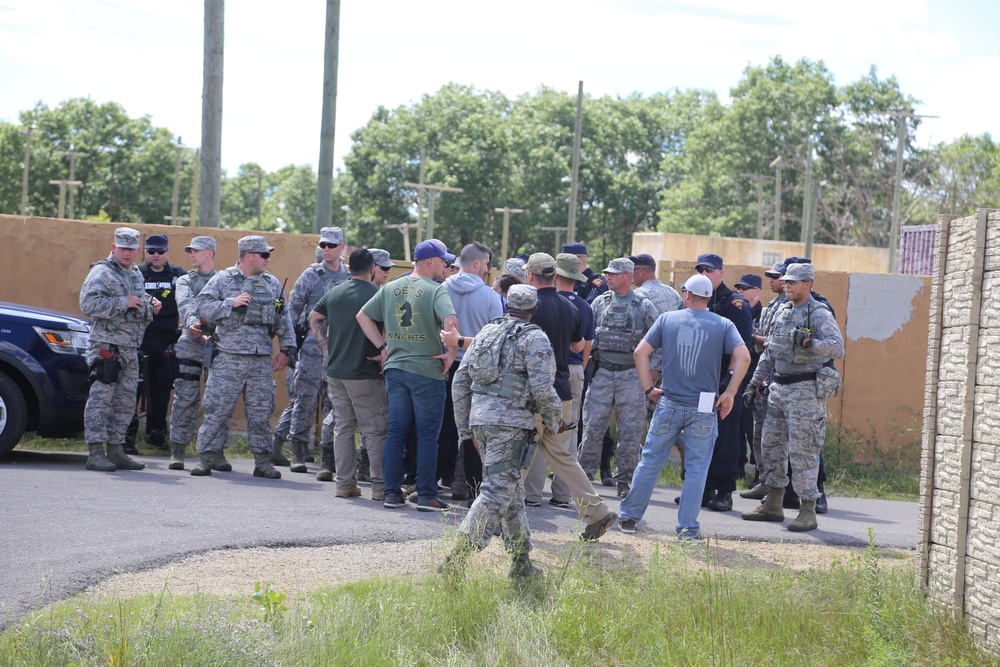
{"left": 0, "top": 449, "right": 920, "bottom": 630}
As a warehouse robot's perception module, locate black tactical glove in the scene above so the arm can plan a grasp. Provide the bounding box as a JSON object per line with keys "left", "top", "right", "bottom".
{"left": 742, "top": 381, "right": 759, "bottom": 409}
{"left": 793, "top": 327, "right": 813, "bottom": 348}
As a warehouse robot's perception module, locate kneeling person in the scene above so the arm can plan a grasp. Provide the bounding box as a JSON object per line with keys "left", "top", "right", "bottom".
{"left": 442, "top": 285, "right": 565, "bottom": 581}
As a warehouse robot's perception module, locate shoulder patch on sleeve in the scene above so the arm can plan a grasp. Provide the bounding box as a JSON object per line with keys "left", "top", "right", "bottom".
{"left": 731, "top": 297, "right": 743, "bottom": 309}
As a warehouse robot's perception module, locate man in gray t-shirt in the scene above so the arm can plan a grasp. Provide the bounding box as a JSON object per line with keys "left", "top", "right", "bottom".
{"left": 618, "top": 274, "right": 750, "bottom": 540}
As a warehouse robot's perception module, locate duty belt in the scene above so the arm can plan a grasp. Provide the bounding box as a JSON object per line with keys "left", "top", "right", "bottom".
{"left": 773, "top": 372, "right": 817, "bottom": 385}
{"left": 601, "top": 361, "right": 635, "bottom": 372}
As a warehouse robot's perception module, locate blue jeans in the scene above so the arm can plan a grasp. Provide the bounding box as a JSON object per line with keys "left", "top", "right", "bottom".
{"left": 383, "top": 368, "right": 446, "bottom": 501}
{"left": 619, "top": 398, "right": 718, "bottom": 538}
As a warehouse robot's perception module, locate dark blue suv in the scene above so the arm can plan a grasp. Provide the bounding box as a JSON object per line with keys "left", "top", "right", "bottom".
{"left": 0, "top": 301, "right": 92, "bottom": 456}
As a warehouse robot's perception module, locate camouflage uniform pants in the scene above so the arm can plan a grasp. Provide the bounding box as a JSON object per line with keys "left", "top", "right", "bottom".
{"left": 578, "top": 367, "right": 646, "bottom": 484}
{"left": 195, "top": 352, "right": 276, "bottom": 454}
{"left": 274, "top": 334, "right": 325, "bottom": 442}
{"left": 459, "top": 425, "right": 533, "bottom": 555}
{"left": 84, "top": 342, "right": 139, "bottom": 445}
{"left": 326, "top": 377, "right": 387, "bottom": 496}
{"left": 750, "top": 390, "right": 769, "bottom": 478}
{"left": 760, "top": 380, "right": 825, "bottom": 501}
{"left": 168, "top": 335, "right": 207, "bottom": 446}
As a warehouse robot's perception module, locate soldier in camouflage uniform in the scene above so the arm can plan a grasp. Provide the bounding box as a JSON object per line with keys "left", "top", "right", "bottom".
{"left": 272, "top": 227, "right": 348, "bottom": 472}
{"left": 190, "top": 235, "right": 296, "bottom": 478}
{"left": 442, "top": 285, "right": 565, "bottom": 581}
{"left": 166, "top": 236, "right": 217, "bottom": 470}
{"left": 80, "top": 227, "right": 160, "bottom": 471}
{"left": 577, "top": 258, "right": 659, "bottom": 497}
{"left": 742, "top": 263, "right": 844, "bottom": 531}
{"left": 631, "top": 252, "right": 682, "bottom": 423}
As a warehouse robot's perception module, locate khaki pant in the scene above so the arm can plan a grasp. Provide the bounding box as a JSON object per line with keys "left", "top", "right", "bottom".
{"left": 327, "top": 377, "right": 386, "bottom": 497}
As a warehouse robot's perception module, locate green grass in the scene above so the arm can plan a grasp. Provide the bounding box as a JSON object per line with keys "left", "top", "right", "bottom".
{"left": 2, "top": 536, "right": 995, "bottom": 666}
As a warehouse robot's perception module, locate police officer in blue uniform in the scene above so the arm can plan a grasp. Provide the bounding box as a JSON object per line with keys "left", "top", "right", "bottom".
{"left": 694, "top": 253, "right": 753, "bottom": 512}
{"left": 562, "top": 242, "right": 608, "bottom": 304}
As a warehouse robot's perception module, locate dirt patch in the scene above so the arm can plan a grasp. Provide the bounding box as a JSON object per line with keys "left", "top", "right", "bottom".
{"left": 86, "top": 530, "right": 914, "bottom": 600}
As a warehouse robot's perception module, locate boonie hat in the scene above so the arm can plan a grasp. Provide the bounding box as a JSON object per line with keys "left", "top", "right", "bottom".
{"left": 413, "top": 239, "right": 456, "bottom": 262}
{"left": 145, "top": 234, "right": 169, "bottom": 250}
{"left": 238, "top": 236, "right": 275, "bottom": 254}
{"left": 506, "top": 284, "right": 538, "bottom": 311}
{"left": 695, "top": 253, "right": 723, "bottom": 270}
{"left": 369, "top": 248, "right": 395, "bottom": 268}
{"left": 525, "top": 252, "right": 556, "bottom": 276}
{"left": 735, "top": 274, "right": 762, "bottom": 290}
{"left": 320, "top": 227, "right": 344, "bottom": 246}
{"left": 680, "top": 274, "right": 713, "bottom": 298}
{"left": 561, "top": 242, "right": 588, "bottom": 256}
{"left": 780, "top": 263, "right": 815, "bottom": 282}
{"left": 628, "top": 253, "right": 657, "bottom": 268}
{"left": 602, "top": 258, "right": 635, "bottom": 274}
{"left": 185, "top": 236, "right": 216, "bottom": 252}
{"left": 555, "top": 253, "right": 587, "bottom": 282}
{"left": 114, "top": 227, "right": 141, "bottom": 250}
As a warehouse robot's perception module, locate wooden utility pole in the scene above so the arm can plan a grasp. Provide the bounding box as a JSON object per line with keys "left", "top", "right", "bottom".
{"left": 315, "top": 0, "right": 341, "bottom": 233}
{"left": 740, "top": 172, "right": 773, "bottom": 239}
{"left": 494, "top": 207, "right": 526, "bottom": 261}
{"left": 49, "top": 180, "right": 83, "bottom": 219}
{"left": 770, "top": 156, "right": 783, "bottom": 241}
{"left": 256, "top": 170, "right": 263, "bottom": 229}
{"left": 54, "top": 151, "right": 90, "bottom": 219}
{"left": 403, "top": 181, "right": 463, "bottom": 241}
{"left": 885, "top": 111, "right": 937, "bottom": 272}
{"left": 541, "top": 226, "right": 569, "bottom": 255}
{"left": 19, "top": 126, "right": 32, "bottom": 218}
{"left": 799, "top": 140, "right": 812, "bottom": 243}
{"left": 190, "top": 149, "right": 201, "bottom": 226}
{"left": 199, "top": 0, "right": 224, "bottom": 228}
{"left": 567, "top": 81, "right": 583, "bottom": 243}
{"left": 385, "top": 222, "right": 419, "bottom": 262}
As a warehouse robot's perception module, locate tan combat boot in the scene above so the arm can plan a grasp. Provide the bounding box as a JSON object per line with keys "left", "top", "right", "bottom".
{"left": 739, "top": 483, "right": 769, "bottom": 500}
{"left": 788, "top": 499, "right": 818, "bottom": 532}
{"left": 190, "top": 454, "right": 213, "bottom": 476}
{"left": 85, "top": 443, "right": 117, "bottom": 472}
{"left": 168, "top": 442, "right": 186, "bottom": 470}
{"left": 106, "top": 444, "right": 145, "bottom": 470}
{"left": 209, "top": 450, "right": 232, "bottom": 471}
{"left": 253, "top": 451, "right": 282, "bottom": 479}
{"left": 741, "top": 485, "right": 785, "bottom": 522}
{"left": 289, "top": 439, "right": 309, "bottom": 473}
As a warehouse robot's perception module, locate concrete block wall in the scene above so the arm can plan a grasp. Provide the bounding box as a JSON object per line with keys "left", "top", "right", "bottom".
{"left": 919, "top": 209, "right": 1000, "bottom": 647}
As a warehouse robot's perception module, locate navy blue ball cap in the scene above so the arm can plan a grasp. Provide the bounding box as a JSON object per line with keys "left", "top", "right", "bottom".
{"left": 695, "top": 253, "right": 723, "bottom": 270}
{"left": 145, "top": 234, "right": 169, "bottom": 249}
{"left": 561, "top": 242, "right": 588, "bottom": 256}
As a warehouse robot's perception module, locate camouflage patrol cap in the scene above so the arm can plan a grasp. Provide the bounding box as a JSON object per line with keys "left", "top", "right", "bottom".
{"left": 238, "top": 235, "right": 275, "bottom": 254}
{"left": 781, "top": 263, "right": 815, "bottom": 282}
{"left": 369, "top": 248, "right": 395, "bottom": 268}
{"left": 320, "top": 227, "right": 344, "bottom": 246}
{"left": 185, "top": 236, "right": 216, "bottom": 252}
{"left": 114, "top": 227, "right": 141, "bottom": 249}
{"left": 503, "top": 257, "right": 527, "bottom": 282}
{"left": 506, "top": 284, "right": 538, "bottom": 311}
{"left": 764, "top": 261, "right": 785, "bottom": 278}
{"left": 602, "top": 257, "right": 635, "bottom": 274}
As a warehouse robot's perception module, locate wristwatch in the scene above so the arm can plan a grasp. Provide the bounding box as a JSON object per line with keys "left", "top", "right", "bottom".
{"left": 458, "top": 336, "right": 466, "bottom": 349}
{"left": 377, "top": 342, "right": 387, "bottom": 352}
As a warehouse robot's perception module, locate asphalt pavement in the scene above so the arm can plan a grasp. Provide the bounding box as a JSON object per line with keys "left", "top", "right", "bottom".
{"left": 0, "top": 448, "right": 919, "bottom": 630}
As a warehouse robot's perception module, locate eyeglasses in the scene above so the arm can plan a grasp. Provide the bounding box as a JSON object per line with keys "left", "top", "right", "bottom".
{"left": 146, "top": 248, "right": 167, "bottom": 255}
{"left": 250, "top": 252, "right": 271, "bottom": 260}
{"left": 695, "top": 266, "right": 717, "bottom": 274}
{"left": 319, "top": 242, "right": 341, "bottom": 249}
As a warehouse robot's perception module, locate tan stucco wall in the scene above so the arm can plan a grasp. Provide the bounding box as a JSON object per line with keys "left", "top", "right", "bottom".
{"left": 633, "top": 231, "right": 890, "bottom": 275}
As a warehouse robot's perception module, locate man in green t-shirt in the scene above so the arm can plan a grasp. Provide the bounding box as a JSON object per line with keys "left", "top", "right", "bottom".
{"left": 309, "top": 249, "right": 387, "bottom": 500}
{"left": 357, "top": 239, "right": 459, "bottom": 511}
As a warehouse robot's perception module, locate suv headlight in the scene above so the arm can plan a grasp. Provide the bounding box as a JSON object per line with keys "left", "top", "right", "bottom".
{"left": 33, "top": 325, "right": 90, "bottom": 355}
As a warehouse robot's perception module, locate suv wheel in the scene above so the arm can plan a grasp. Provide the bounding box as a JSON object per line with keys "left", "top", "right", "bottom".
{"left": 0, "top": 371, "right": 28, "bottom": 457}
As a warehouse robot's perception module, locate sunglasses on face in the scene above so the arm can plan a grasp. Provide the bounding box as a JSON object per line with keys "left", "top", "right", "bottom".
{"left": 378, "top": 265, "right": 391, "bottom": 272}
{"left": 783, "top": 280, "right": 799, "bottom": 286}
{"left": 695, "top": 266, "right": 717, "bottom": 274}
{"left": 146, "top": 248, "right": 167, "bottom": 255}
{"left": 250, "top": 252, "right": 271, "bottom": 260}
{"left": 319, "top": 242, "right": 341, "bottom": 249}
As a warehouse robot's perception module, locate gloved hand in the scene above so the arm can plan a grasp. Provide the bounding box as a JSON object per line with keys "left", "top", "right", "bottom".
{"left": 742, "top": 381, "right": 759, "bottom": 409}
{"left": 793, "top": 327, "right": 813, "bottom": 348}
{"left": 285, "top": 347, "right": 299, "bottom": 369}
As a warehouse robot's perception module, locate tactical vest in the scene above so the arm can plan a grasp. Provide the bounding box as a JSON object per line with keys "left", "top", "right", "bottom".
{"left": 92, "top": 258, "right": 149, "bottom": 323}
{"left": 187, "top": 269, "right": 215, "bottom": 298}
{"left": 301, "top": 263, "right": 345, "bottom": 324}
{"left": 225, "top": 267, "right": 277, "bottom": 329}
{"left": 468, "top": 317, "right": 539, "bottom": 407}
{"left": 594, "top": 291, "right": 649, "bottom": 354}
{"left": 767, "top": 297, "right": 831, "bottom": 367}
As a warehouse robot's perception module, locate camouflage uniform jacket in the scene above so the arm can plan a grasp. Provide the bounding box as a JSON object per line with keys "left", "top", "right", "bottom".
{"left": 591, "top": 289, "right": 659, "bottom": 365}
{"left": 79, "top": 253, "right": 153, "bottom": 348}
{"left": 635, "top": 279, "right": 682, "bottom": 369}
{"left": 452, "top": 316, "right": 563, "bottom": 442}
{"left": 194, "top": 264, "right": 295, "bottom": 355}
{"left": 288, "top": 262, "right": 349, "bottom": 327}
{"left": 753, "top": 296, "right": 844, "bottom": 383}
{"left": 176, "top": 269, "right": 217, "bottom": 331}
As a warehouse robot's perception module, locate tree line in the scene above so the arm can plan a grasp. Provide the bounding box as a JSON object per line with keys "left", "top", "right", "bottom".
{"left": 1, "top": 56, "right": 997, "bottom": 262}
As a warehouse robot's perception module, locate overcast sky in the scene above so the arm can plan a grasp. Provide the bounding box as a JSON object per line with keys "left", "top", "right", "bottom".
{"left": 2, "top": 0, "right": 997, "bottom": 176}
